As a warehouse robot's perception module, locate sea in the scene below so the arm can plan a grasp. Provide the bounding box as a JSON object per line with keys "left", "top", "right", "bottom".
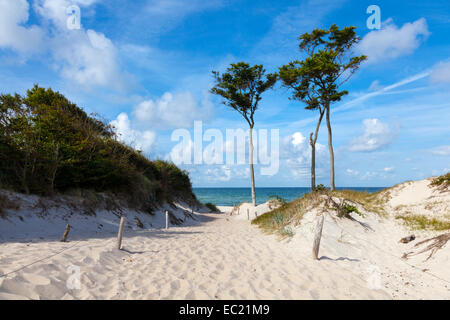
{"left": 193, "top": 187, "right": 385, "bottom": 206}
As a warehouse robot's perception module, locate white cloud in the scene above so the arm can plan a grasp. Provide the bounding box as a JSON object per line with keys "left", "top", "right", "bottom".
{"left": 137, "top": 0, "right": 223, "bottom": 35}
{"left": 34, "top": 0, "right": 99, "bottom": 29}
{"left": 361, "top": 171, "right": 378, "bottom": 180}
{"left": 52, "top": 29, "right": 124, "bottom": 89}
{"left": 349, "top": 119, "right": 395, "bottom": 152}
{"left": 169, "top": 137, "right": 194, "bottom": 165}
{"left": 429, "top": 145, "right": 450, "bottom": 156}
{"left": 346, "top": 169, "right": 359, "bottom": 176}
{"left": 34, "top": 0, "right": 125, "bottom": 89}
{"left": 134, "top": 92, "right": 213, "bottom": 129}
{"left": 357, "top": 18, "right": 430, "bottom": 63}
{"left": 368, "top": 80, "right": 382, "bottom": 91}
{"left": 0, "top": 0, "right": 44, "bottom": 53}
{"left": 430, "top": 61, "right": 450, "bottom": 84}
{"left": 110, "top": 113, "right": 156, "bottom": 153}
{"left": 204, "top": 165, "right": 232, "bottom": 182}
{"left": 282, "top": 132, "right": 326, "bottom": 166}
{"left": 0, "top": 0, "right": 124, "bottom": 89}
{"left": 384, "top": 166, "right": 395, "bottom": 173}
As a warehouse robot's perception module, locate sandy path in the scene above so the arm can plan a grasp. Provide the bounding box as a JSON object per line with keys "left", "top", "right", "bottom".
{"left": 0, "top": 213, "right": 389, "bottom": 300}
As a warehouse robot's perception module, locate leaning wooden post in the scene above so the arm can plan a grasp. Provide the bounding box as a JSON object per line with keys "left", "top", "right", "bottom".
{"left": 312, "top": 214, "right": 325, "bottom": 260}
{"left": 165, "top": 210, "right": 169, "bottom": 230}
{"left": 61, "top": 224, "right": 71, "bottom": 242}
{"left": 255, "top": 211, "right": 258, "bottom": 218}
{"left": 117, "top": 217, "right": 126, "bottom": 250}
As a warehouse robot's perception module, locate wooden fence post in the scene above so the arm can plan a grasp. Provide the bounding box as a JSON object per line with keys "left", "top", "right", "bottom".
{"left": 255, "top": 211, "right": 258, "bottom": 218}
{"left": 247, "top": 208, "right": 249, "bottom": 220}
{"left": 117, "top": 217, "right": 126, "bottom": 250}
{"left": 312, "top": 214, "right": 325, "bottom": 260}
{"left": 61, "top": 224, "right": 71, "bottom": 242}
{"left": 165, "top": 210, "right": 169, "bottom": 230}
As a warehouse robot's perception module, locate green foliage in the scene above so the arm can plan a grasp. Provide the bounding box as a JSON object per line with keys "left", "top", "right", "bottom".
{"left": 430, "top": 172, "right": 450, "bottom": 189}
{"left": 396, "top": 215, "right": 450, "bottom": 231}
{"left": 268, "top": 195, "right": 287, "bottom": 206}
{"left": 204, "top": 202, "right": 219, "bottom": 212}
{"left": 211, "top": 62, "right": 277, "bottom": 128}
{"left": 253, "top": 192, "right": 323, "bottom": 238}
{"left": 337, "top": 203, "right": 362, "bottom": 218}
{"left": 0, "top": 85, "right": 196, "bottom": 211}
{"left": 313, "top": 184, "right": 328, "bottom": 193}
{"left": 279, "top": 25, "right": 366, "bottom": 108}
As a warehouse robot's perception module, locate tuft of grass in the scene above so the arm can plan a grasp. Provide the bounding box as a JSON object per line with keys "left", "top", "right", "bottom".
{"left": 135, "top": 217, "right": 144, "bottom": 229}
{"left": 204, "top": 202, "right": 219, "bottom": 212}
{"left": 252, "top": 192, "right": 324, "bottom": 238}
{"left": 337, "top": 203, "right": 363, "bottom": 218}
{"left": 0, "top": 192, "right": 20, "bottom": 218}
{"left": 396, "top": 214, "right": 450, "bottom": 231}
{"left": 332, "top": 189, "right": 387, "bottom": 217}
{"left": 430, "top": 172, "right": 450, "bottom": 190}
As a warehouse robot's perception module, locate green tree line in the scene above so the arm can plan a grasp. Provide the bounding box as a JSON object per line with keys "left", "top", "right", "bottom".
{"left": 0, "top": 85, "right": 196, "bottom": 211}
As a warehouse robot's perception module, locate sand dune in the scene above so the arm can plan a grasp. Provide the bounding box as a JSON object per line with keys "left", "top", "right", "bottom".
{"left": 0, "top": 212, "right": 389, "bottom": 300}
{"left": 0, "top": 178, "right": 449, "bottom": 299}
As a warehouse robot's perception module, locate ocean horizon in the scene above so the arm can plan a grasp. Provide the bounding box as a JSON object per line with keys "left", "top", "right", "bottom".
{"left": 193, "top": 187, "right": 386, "bottom": 206}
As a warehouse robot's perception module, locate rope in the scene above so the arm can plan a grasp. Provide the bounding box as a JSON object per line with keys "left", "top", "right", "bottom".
{"left": 0, "top": 240, "right": 83, "bottom": 279}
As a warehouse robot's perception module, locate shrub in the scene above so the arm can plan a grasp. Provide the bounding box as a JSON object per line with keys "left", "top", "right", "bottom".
{"left": 0, "top": 86, "right": 196, "bottom": 211}
{"left": 430, "top": 172, "right": 450, "bottom": 190}
{"left": 337, "top": 203, "right": 362, "bottom": 218}
{"left": 205, "top": 202, "right": 219, "bottom": 212}
{"left": 313, "top": 184, "right": 328, "bottom": 193}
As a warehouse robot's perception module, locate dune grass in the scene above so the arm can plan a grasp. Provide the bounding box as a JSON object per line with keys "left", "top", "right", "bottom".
{"left": 331, "top": 189, "right": 388, "bottom": 217}
{"left": 395, "top": 214, "right": 450, "bottom": 231}
{"left": 204, "top": 202, "right": 219, "bottom": 212}
{"left": 430, "top": 172, "right": 450, "bottom": 190}
{"left": 252, "top": 187, "right": 391, "bottom": 238}
{"left": 252, "top": 192, "right": 324, "bottom": 238}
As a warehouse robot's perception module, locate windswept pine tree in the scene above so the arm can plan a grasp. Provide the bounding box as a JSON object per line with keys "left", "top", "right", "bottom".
{"left": 279, "top": 25, "right": 366, "bottom": 190}
{"left": 211, "top": 62, "right": 277, "bottom": 206}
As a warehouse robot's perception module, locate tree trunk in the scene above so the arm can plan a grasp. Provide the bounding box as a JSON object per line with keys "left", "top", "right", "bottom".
{"left": 249, "top": 126, "right": 256, "bottom": 206}
{"left": 325, "top": 106, "right": 335, "bottom": 191}
{"left": 310, "top": 109, "right": 325, "bottom": 190}
{"left": 310, "top": 133, "right": 316, "bottom": 190}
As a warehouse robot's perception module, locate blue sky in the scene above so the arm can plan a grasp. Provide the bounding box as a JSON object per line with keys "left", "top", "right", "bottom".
{"left": 0, "top": 0, "right": 449, "bottom": 187}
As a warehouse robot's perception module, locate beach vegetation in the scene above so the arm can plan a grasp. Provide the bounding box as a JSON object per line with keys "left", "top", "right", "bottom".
{"left": 430, "top": 172, "right": 450, "bottom": 190}
{"left": 0, "top": 86, "right": 198, "bottom": 213}
{"left": 211, "top": 62, "right": 277, "bottom": 206}
{"left": 279, "top": 25, "right": 366, "bottom": 191}
{"left": 396, "top": 214, "right": 450, "bottom": 231}
{"left": 204, "top": 202, "right": 219, "bottom": 212}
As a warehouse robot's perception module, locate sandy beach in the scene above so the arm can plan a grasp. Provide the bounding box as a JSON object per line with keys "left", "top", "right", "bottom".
{"left": 0, "top": 211, "right": 388, "bottom": 300}
{"left": 0, "top": 178, "right": 449, "bottom": 300}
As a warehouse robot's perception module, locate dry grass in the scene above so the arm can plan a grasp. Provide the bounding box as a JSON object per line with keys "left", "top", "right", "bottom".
{"left": 252, "top": 187, "right": 392, "bottom": 238}
{"left": 332, "top": 189, "right": 388, "bottom": 217}
{"left": 430, "top": 172, "right": 450, "bottom": 191}
{"left": 252, "top": 192, "right": 324, "bottom": 238}
{"left": 0, "top": 192, "right": 20, "bottom": 218}
{"left": 396, "top": 214, "right": 450, "bottom": 231}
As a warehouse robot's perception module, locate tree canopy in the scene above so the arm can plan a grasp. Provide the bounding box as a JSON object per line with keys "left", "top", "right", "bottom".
{"left": 211, "top": 62, "right": 277, "bottom": 128}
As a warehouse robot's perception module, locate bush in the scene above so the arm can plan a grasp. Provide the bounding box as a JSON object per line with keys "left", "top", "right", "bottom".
{"left": 337, "top": 203, "right": 362, "bottom": 218}
{"left": 0, "top": 86, "right": 196, "bottom": 211}
{"left": 205, "top": 202, "right": 219, "bottom": 212}
{"left": 430, "top": 172, "right": 450, "bottom": 190}
{"left": 313, "top": 184, "right": 328, "bottom": 193}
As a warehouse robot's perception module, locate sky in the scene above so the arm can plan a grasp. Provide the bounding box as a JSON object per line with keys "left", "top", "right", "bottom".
{"left": 0, "top": 0, "right": 449, "bottom": 187}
